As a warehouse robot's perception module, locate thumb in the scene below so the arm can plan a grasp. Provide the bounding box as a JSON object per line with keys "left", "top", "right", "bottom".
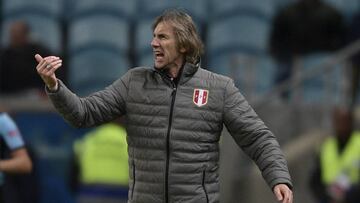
{"left": 274, "top": 187, "right": 283, "bottom": 201}
{"left": 35, "top": 54, "right": 43, "bottom": 62}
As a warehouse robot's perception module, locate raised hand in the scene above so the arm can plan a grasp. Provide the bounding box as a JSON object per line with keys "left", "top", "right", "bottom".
{"left": 35, "top": 54, "right": 62, "bottom": 91}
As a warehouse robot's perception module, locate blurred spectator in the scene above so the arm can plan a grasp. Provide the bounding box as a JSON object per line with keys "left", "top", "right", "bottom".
{"left": 0, "top": 21, "right": 64, "bottom": 95}
{"left": 309, "top": 107, "right": 360, "bottom": 203}
{"left": 70, "top": 119, "right": 128, "bottom": 203}
{"left": 269, "top": 0, "right": 347, "bottom": 99}
{"left": 2, "top": 147, "right": 39, "bottom": 203}
{"left": 0, "top": 109, "right": 33, "bottom": 202}
{"left": 347, "top": 12, "right": 360, "bottom": 106}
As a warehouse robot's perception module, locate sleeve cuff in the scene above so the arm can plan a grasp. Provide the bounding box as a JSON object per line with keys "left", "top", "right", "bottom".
{"left": 45, "top": 80, "right": 61, "bottom": 94}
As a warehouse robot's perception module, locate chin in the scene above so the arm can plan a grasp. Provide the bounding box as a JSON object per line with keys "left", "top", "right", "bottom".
{"left": 154, "top": 63, "right": 165, "bottom": 69}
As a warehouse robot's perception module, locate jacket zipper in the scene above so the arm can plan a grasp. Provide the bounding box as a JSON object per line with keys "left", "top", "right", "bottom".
{"left": 165, "top": 80, "right": 177, "bottom": 203}
{"left": 131, "top": 162, "right": 136, "bottom": 199}
{"left": 202, "top": 170, "right": 209, "bottom": 203}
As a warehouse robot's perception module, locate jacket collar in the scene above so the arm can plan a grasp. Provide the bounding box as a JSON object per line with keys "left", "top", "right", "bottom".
{"left": 153, "top": 60, "right": 200, "bottom": 86}
{"left": 178, "top": 61, "right": 199, "bottom": 85}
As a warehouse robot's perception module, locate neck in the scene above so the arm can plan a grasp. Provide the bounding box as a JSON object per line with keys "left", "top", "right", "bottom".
{"left": 166, "top": 59, "right": 185, "bottom": 78}
{"left": 167, "top": 66, "right": 181, "bottom": 78}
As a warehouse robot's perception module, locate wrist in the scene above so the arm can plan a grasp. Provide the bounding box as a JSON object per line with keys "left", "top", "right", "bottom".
{"left": 47, "top": 81, "right": 59, "bottom": 92}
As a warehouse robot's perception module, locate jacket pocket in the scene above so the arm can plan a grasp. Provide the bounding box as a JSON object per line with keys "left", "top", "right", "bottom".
{"left": 131, "top": 162, "right": 136, "bottom": 199}
{"left": 202, "top": 170, "right": 209, "bottom": 203}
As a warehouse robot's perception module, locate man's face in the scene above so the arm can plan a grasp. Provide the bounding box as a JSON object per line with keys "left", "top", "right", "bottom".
{"left": 151, "top": 22, "right": 185, "bottom": 69}
{"left": 10, "top": 22, "right": 28, "bottom": 47}
{"left": 333, "top": 109, "right": 352, "bottom": 141}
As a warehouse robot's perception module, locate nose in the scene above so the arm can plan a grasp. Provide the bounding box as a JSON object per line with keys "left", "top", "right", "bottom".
{"left": 151, "top": 37, "right": 160, "bottom": 48}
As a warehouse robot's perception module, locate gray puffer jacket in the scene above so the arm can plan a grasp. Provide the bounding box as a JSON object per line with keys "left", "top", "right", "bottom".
{"left": 47, "top": 62, "right": 292, "bottom": 203}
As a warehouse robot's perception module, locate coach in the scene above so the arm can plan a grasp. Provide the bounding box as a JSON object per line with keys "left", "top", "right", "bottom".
{"left": 35, "top": 9, "right": 293, "bottom": 203}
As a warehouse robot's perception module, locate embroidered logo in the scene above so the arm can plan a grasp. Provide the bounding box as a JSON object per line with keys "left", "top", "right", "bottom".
{"left": 193, "top": 89, "right": 209, "bottom": 107}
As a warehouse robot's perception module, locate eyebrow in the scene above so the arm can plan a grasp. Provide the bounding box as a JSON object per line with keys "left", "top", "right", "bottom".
{"left": 154, "top": 32, "right": 169, "bottom": 38}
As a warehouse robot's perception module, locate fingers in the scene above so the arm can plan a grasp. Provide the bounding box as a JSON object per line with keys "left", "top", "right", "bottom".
{"left": 35, "top": 54, "right": 58, "bottom": 64}
{"left": 34, "top": 54, "right": 43, "bottom": 62}
{"left": 274, "top": 187, "right": 283, "bottom": 201}
{"left": 35, "top": 55, "right": 62, "bottom": 90}
{"left": 35, "top": 54, "right": 60, "bottom": 68}
{"left": 47, "top": 58, "right": 62, "bottom": 71}
{"left": 281, "top": 189, "right": 293, "bottom": 203}
{"left": 47, "top": 61, "right": 62, "bottom": 75}
{"left": 42, "top": 60, "right": 62, "bottom": 76}
{"left": 35, "top": 55, "right": 61, "bottom": 90}
{"left": 36, "top": 56, "right": 61, "bottom": 74}
{"left": 35, "top": 54, "right": 56, "bottom": 69}
{"left": 274, "top": 184, "right": 293, "bottom": 203}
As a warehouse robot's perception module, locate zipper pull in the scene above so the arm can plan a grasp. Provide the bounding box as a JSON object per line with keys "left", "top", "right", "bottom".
{"left": 171, "top": 87, "right": 177, "bottom": 96}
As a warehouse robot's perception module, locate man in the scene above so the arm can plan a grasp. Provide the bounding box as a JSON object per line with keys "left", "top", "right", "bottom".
{"left": 70, "top": 119, "right": 129, "bottom": 203}
{"left": 35, "top": 9, "right": 293, "bottom": 203}
{"left": 0, "top": 21, "right": 57, "bottom": 94}
{"left": 348, "top": 12, "right": 360, "bottom": 107}
{"left": 269, "top": 0, "right": 346, "bottom": 100}
{"left": 310, "top": 107, "right": 360, "bottom": 203}
{"left": 0, "top": 110, "right": 33, "bottom": 202}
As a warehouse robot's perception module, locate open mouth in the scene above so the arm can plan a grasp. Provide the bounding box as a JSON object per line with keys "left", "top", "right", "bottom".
{"left": 154, "top": 51, "right": 164, "bottom": 60}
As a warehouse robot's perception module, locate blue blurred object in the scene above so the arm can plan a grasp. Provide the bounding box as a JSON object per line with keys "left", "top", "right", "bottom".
{"left": 1, "top": 14, "right": 62, "bottom": 53}
{"left": 66, "top": 0, "right": 132, "bottom": 95}
{"left": 324, "top": 0, "right": 360, "bottom": 21}
{"left": 206, "top": 0, "right": 275, "bottom": 100}
{"left": 68, "top": 0, "right": 136, "bottom": 21}
{"left": 209, "top": 0, "right": 275, "bottom": 20}
{"left": 12, "top": 112, "right": 89, "bottom": 203}
{"left": 207, "top": 15, "right": 270, "bottom": 58}
{"left": 1, "top": 0, "right": 64, "bottom": 53}
{"left": 68, "top": 49, "right": 129, "bottom": 96}
{"left": 40, "top": 176, "right": 75, "bottom": 203}
{"left": 209, "top": 53, "right": 276, "bottom": 99}
{"left": 256, "top": 56, "right": 278, "bottom": 94}
{"left": 294, "top": 52, "right": 346, "bottom": 104}
{"left": 2, "top": 0, "right": 64, "bottom": 19}
{"left": 207, "top": 0, "right": 275, "bottom": 58}
{"left": 68, "top": 14, "right": 130, "bottom": 55}
{"left": 134, "top": 19, "right": 153, "bottom": 67}
{"left": 137, "top": 0, "right": 208, "bottom": 24}
{"left": 138, "top": 52, "right": 154, "bottom": 68}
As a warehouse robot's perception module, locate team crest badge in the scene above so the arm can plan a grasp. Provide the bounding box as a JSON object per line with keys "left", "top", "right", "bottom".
{"left": 193, "top": 89, "right": 209, "bottom": 107}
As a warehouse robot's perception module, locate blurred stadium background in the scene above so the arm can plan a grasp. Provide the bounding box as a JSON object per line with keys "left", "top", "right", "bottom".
{"left": 1, "top": 0, "right": 360, "bottom": 202}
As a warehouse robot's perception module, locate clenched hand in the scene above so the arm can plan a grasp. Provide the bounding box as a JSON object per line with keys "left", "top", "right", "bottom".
{"left": 273, "top": 184, "right": 293, "bottom": 203}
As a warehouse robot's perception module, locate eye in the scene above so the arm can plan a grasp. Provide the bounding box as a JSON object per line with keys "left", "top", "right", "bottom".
{"left": 158, "top": 34, "right": 167, "bottom": 40}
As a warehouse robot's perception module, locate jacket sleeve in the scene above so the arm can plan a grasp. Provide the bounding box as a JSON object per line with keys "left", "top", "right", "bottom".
{"left": 46, "top": 71, "right": 131, "bottom": 128}
{"left": 223, "top": 79, "right": 293, "bottom": 190}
